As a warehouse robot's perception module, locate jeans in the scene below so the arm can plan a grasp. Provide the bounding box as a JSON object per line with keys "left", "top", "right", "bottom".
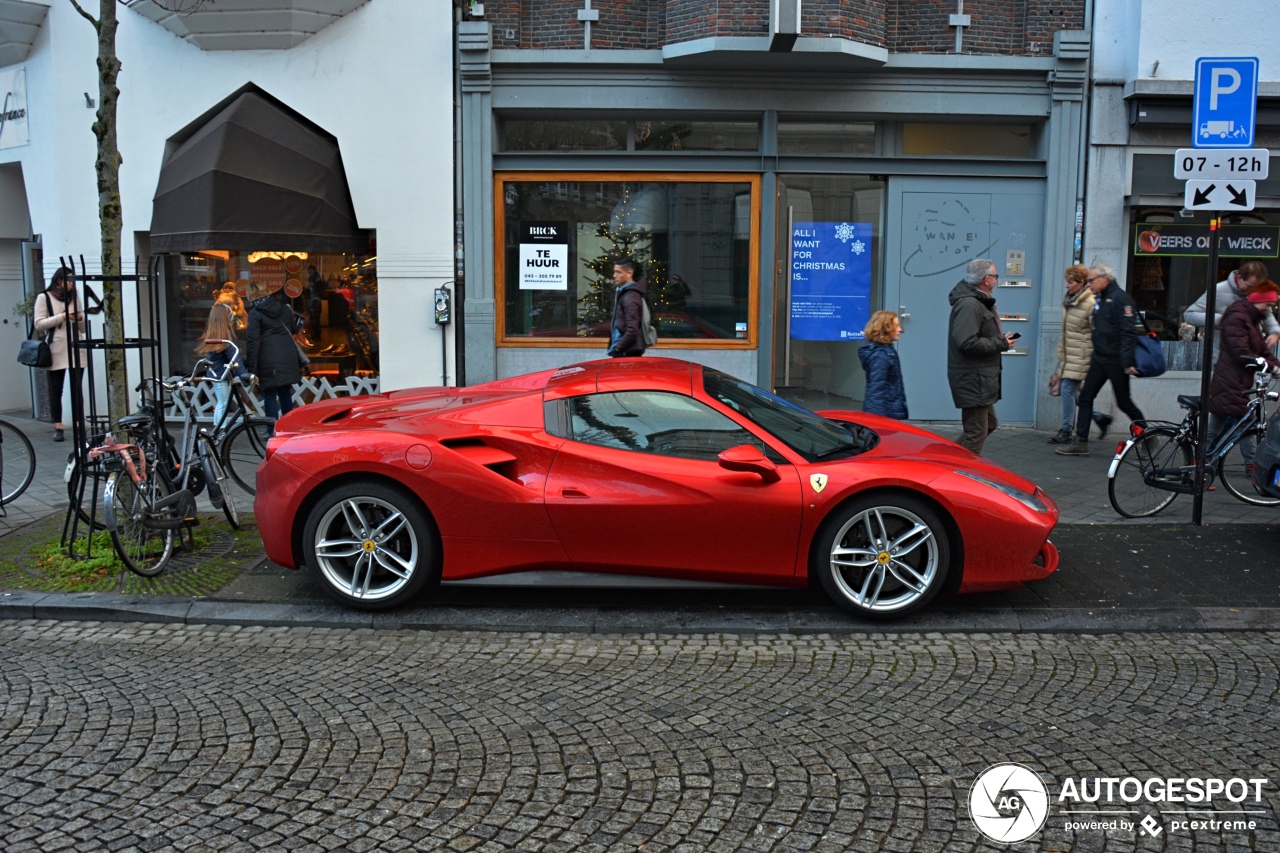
{"left": 1060, "top": 377, "right": 1102, "bottom": 435}
{"left": 261, "top": 386, "right": 296, "bottom": 421}
{"left": 212, "top": 381, "right": 231, "bottom": 428}
{"left": 1208, "top": 413, "right": 1257, "bottom": 466}
{"left": 47, "top": 367, "right": 85, "bottom": 425}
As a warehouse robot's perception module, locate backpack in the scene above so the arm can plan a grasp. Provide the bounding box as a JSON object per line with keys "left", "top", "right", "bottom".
{"left": 641, "top": 299, "right": 658, "bottom": 348}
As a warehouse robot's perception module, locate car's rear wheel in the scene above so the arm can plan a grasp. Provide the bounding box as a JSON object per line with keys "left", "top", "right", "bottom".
{"left": 813, "top": 494, "right": 950, "bottom": 619}
{"left": 301, "top": 481, "right": 439, "bottom": 610}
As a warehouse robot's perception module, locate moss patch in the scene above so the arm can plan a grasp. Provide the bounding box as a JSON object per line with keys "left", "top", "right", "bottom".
{"left": 0, "top": 512, "right": 265, "bottom": 596}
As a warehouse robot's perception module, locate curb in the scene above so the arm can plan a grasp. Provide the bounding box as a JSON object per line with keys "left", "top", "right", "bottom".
{"left": 3, "top": 591, "right": 1279, "bottom": 634}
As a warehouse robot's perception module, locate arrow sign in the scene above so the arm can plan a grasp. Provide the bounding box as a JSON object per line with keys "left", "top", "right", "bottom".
{"left": 1184, "top": 179, "right": 1256, "bottom": 211}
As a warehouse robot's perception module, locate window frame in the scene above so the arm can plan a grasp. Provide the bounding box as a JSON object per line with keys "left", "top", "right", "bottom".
{"left": 493, "top": 171, "right": 761, "bottom": 349}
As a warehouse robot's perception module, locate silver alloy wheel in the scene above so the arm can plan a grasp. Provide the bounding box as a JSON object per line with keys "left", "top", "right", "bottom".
{"left": 312, "top": 495, "right": 419, "bottom": 602}
{"left": 828, "top": 504, "right": 940, "bottom": 613}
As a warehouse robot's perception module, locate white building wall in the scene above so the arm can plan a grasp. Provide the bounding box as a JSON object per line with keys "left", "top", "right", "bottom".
{"left": 0, "top": 0, "right": 454, "bottom": 396}
{"left": 1133, "top": 1, "right": 1280, "bottom": 82}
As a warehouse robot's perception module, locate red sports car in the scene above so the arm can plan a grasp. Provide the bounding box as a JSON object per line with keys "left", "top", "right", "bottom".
{"left": 255, "top": 358, "right": 1059, "bottom": 618}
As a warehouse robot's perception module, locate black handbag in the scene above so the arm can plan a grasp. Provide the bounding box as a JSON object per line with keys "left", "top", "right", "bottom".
{"left": 17, "top": 293, "right": 54, "bottom": 369}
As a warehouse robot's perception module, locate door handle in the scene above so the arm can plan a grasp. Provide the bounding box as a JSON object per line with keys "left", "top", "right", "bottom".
{"left": 561, "top": 488, "right": 589, "bottom": 499}
{"left": 899, "top": 305, "right": 911, "bottom": 320}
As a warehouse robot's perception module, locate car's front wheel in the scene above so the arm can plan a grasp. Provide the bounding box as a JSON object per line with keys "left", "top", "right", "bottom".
{"left": 813, "top": 494, "right": 951, "bottom": 619}
{"left": 302, "top": 481, "right": 440, "bottom": 610}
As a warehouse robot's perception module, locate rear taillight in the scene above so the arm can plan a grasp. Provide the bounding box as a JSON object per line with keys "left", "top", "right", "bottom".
{"left": 1130, "top": 423, "right": 1145, "bottom": 438}
{"left": 1116, "top": 442, "right": 1126, "bottom": 455}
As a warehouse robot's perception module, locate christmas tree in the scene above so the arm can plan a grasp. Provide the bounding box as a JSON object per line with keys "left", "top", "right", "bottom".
{"left": 578, "top": 185, "right": 672, "bottom": 332}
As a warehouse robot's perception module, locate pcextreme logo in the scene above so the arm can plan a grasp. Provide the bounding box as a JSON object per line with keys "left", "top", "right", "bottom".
{"left": 969, "top": 763, "right": 1271, "bottom": 843}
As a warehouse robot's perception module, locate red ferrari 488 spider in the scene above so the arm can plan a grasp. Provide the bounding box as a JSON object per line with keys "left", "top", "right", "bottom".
{"left": 255, "top": 358, "right": 1058, "bottom": 618}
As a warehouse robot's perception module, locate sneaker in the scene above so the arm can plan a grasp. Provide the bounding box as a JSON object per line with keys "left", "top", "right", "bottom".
{"left": 1055, "top": 440, "right": 1090, "bottom": 456}
{"left": 1046, "top": 429, "right": 1072, "bottom": 444}
{"left": 53, "top": 428, "right": 64, "bottom": 442}
{"left": 1093, "top": 413, "right": 1114, "bottom": 439}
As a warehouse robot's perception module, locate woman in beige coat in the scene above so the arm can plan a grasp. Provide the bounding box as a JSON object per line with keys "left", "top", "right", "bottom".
{"left": 32, "top": 267, "right": 87, "bottom": 441}
{"left": 1049, "top": 264, "right": 1112, "bottom": 444}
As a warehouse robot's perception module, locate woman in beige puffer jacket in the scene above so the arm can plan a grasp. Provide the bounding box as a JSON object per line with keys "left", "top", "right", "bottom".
{"left": 1050, "top": 264, "right": 1110, "bottom": 443}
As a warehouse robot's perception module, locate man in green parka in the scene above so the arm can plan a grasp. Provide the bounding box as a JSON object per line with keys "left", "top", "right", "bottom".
{"left": 947, "top": 258, "right": 1016, "bottom": 455}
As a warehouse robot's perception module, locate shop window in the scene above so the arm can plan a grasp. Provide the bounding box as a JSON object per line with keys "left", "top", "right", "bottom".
{"left": 497, "top": 174, "right": 759, "bottom": 347}
{"left": 502, "top": 120, "right": 628, "bottom": 151}
{"left": 902, "top": 123, "right": 1034, "bottom": 158}
{"left": 165, "top": 251, "right": 378, "bottom": 383}
{"left": 565, "top": 391, "right": 769, "bottom": 461}
{"left": 777, "top": 122, "right": 876, "bottom": 154}
{"left": 633, "top": 120, "right": 758, "bottom": 152}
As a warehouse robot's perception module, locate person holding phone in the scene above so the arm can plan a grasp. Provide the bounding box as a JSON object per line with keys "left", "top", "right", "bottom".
{"left": 947, "top": 258, "right": 1015, "bottom": 456}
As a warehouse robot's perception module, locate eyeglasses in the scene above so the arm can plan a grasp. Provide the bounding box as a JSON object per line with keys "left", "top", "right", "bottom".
{"left": 984, "top": 273, "right": 998, "bottom": 280}
{"left": 1087, "top": 275, "right": 1106, "bottom": 283}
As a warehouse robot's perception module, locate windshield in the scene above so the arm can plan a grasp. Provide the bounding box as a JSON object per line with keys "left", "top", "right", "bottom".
{"left": 701, "top": 369, "right": 873, "bottom": 461}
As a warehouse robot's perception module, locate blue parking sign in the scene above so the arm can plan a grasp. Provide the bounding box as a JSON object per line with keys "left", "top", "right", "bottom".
{"left": 1193, "top": 57, "right": 1258, "bottom": 148}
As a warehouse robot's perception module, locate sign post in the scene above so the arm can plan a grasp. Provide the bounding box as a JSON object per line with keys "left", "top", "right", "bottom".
{"left": 1188, "top": 57, "right": 1260, "bottom": 526}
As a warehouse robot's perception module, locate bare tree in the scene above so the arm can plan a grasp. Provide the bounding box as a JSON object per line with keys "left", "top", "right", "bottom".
{"left": 66, "top": 0, "right": 214, "bottom": 424}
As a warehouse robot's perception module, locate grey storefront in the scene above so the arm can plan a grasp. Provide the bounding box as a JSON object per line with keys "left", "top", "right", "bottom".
{"left": 458, "top": 22, "right": 1091, "bottom": 427}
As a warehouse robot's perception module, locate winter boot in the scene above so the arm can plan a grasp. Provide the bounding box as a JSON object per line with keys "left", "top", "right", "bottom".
{"left": 1046, "top": 429, "right": 1072, "bottom": 444}
{"left": 1055, "top": 439, "right": 1090, "bottom": 456}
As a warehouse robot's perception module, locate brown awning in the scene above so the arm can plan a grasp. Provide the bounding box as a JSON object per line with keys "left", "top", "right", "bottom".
{"left": 150, "top": 85, "right": 369, "bottom": 254}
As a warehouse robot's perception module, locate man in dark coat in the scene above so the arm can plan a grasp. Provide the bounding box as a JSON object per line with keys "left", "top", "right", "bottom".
{"left": 1208, "top": 280, "right": 1280, "bottom": 473}
{"left": 607, "top": 258, "right": 648, "bottom": 358}
{"left": 1057, "top": 263, "right": 1145, "bottom": 456}
{"left": 246, "top": 285, "right": 304, "bottom": 421}
{"left": 947, "top": 258, "right": 1015, "bottom": 455}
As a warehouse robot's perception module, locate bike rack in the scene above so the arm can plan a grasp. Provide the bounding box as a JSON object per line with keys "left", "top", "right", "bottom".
{"left": 59, "top": 255, "right": 165, "bottom": 558}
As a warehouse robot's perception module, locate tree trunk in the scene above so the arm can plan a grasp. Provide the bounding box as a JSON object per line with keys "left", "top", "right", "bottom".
{"left": 93, "top": 0, "right": 128, "bottom": 425}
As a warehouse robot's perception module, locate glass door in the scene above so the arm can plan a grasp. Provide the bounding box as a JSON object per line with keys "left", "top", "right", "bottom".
{"left": 773, "top": 175, "right": 885, "bottom": 410}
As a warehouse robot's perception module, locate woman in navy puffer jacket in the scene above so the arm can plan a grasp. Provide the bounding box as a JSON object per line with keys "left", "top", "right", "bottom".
{"left": 858, "top": 310, "right": 908, "bottom": 420}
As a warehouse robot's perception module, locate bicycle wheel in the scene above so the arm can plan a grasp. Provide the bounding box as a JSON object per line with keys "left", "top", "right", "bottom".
{"left": 200, "top": 435, "right": 239, "bottom": 529}
{"left": 0, "top": 420, "right": 36, "bottom": 505}
{"left": 1108, "top": 427, "right": 1192, "bottom": 518}
{"left": 104, "top": 471, "right": 175, "bottom": 577}
{"left": 1218, "top": 434, "right": 1280, "bottom": 507}
{"left": 221, "top": 417, "right": 273, "bottom": 495}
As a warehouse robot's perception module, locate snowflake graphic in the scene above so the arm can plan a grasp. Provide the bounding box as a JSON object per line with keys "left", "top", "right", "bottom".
{"left": 833, "top": 222, "right": 856, "bottom": 242}
{"left": 850, "top": 239, "right": 866, "bottom": 255}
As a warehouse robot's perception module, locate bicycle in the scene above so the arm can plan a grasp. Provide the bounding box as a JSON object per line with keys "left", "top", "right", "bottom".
{"left": 0, "top": 418, "right": 36, "bottom": 508}
{"left": 98, "top": 360, "right": 240, "bottom": 576}
{"left": 1107, "top": 356, "right": 1280, "bottom": 518}
{"left": 202, "top": 340, "right": 274, "bottom": 495}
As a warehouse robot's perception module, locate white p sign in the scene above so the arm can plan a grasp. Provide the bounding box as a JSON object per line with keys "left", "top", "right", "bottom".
{"left": 1210, "top": 67, "right": 1241, "bottom": 109}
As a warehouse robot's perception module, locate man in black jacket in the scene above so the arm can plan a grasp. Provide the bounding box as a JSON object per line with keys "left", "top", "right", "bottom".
{"left": 947, "top": 258, "right": 1016, "bottom": 455}
{"left": 608, "top": 258, "right": 648, "bottom": 358}
{"left": 1057, "top": 263, "right": 1145, "bottom": 456}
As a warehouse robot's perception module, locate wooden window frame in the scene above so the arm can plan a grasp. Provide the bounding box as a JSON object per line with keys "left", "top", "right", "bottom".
{"left": 494, "top": 171, "right": 761, "bottom": 349}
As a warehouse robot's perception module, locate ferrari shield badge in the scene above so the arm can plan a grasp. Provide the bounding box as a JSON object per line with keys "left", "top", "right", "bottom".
{"left": 810, "top": 473, "right": 828, "bottom": 493}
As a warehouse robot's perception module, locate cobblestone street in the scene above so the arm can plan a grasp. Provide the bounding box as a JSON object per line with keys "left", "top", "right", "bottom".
{"left": 1, "top": 623, "right": 1277, "bottom": 851}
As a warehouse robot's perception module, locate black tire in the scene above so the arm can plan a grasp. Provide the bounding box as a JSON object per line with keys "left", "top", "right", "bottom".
{"left": 812, "top": 493, "right": 951, "bottom": 619}
{"left": 1107, "top": 427, "right": 1191, "bottom": 518}
{"left": 200, "top": 435, "right": 239, "bottom": 529}
{"left": 104, "top": 471, "right": 175, "bottom": 577}
{"left": 301, "top": 480, "right": 439, "bottom": 610}
{"left": 1218, "top": 434, "right": 1280, "bottom": 507}
{"left": 221, "top": 418, "right": 273, "bottom": 495}
{"left": 0, "top": 420, "right": 36, "bottom": 506}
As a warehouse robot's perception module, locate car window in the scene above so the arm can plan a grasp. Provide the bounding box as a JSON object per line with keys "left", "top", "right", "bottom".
{"left": 567, "top": 391, "right": 782, "bottom": 462}
{"left": 701, "top": 368, "right": 876, "bottom": 461}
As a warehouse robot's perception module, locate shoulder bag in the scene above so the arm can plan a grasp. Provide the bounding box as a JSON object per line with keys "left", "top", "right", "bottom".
{"left": 280, "top": 317, "right": 310, "bottom": 375}
{"left": 17, "top": 293, "right": 55, "bottom": 369}
{"left": 1109, "top": 297, "right": 1166, "bottom": 378}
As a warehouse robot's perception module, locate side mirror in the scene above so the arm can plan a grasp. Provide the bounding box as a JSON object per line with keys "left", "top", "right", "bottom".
{"left": 717, "top": 444, "right": 781, "bottom": 483}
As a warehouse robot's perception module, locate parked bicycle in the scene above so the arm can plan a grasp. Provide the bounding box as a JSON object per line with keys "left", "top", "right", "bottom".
{"left": 0, "top": 418, "right": 36, "bottom": 508}
{"left": 202, "top": 340, "right": 274, "bottom": 495}
{"left": 97, "top": 359, "right": 240, "bottom": 576}
{"left": 1107, "top": 356, "right": 1280, "bottom": 517}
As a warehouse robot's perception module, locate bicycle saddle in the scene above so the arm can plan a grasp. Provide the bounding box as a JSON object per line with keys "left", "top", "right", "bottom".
{"left": 1177, "top": 395, "right": 1201, "bottom": 411}
{"left": 116, "top": 412, "right": 152, "bottom": 427}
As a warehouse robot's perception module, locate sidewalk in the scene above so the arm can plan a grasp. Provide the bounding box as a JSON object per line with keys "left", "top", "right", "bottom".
{"left": 1, "top": 413, "right": 1277, "bottom": 633}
